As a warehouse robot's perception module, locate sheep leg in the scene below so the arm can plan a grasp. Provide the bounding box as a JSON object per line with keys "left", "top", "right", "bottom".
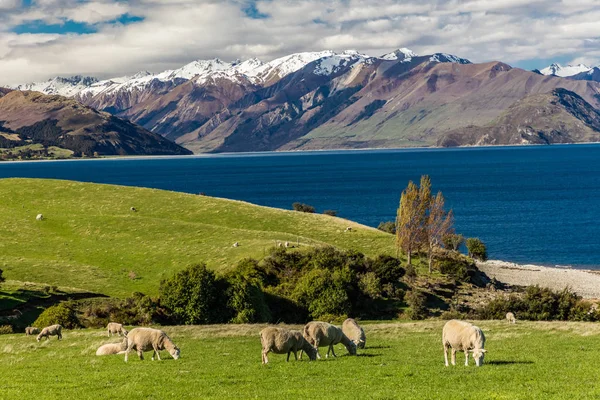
{"left": 299, "top": 350, "right": 303, "bottom": 360}
{"left": 330, "top": 345, "right": 337, "bottom": 358}
{"left": 444, "top": 344, "right": 449, "bottom": 367}
{"left": 262, "top": 350, "right": 269, "bottom": 364}
{"left": 293, "top": 351, "right": 298, "bottom": 361}
{"left": 138, "top": 350, "right": 144, "bottom": 360}
{"left": 464, "top": 351, "right": 469, "bottom": 366}
{"left": 315, "top": 339, "right": 322, "bottom": 359}
{"left": 451, "top": 349, "right": 456, "bottom": 366}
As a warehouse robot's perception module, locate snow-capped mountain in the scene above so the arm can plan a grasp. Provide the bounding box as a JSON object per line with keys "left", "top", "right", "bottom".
{"left": 540, "top": 63, "right": 591, "bottom": 77}
{"left": 380, "top": 48, "right": 418, "bottom": 61}
{"left": 10, "top": 76, "right": 98, "bottom": 97}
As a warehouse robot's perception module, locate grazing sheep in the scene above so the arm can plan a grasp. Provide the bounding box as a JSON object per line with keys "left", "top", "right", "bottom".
{"left": 25, "top": 327, "right": 40, "bottom": 336}
{"left": 345, "top": 227, "right": 352, "bottom": 232}
{"left": 442, "top": 320, "right": 486, "bottom": 367}
{"left": 233, "top": 242, "right": 239, "bottom": 248}
{"left": 96, "top": 338, "right": 128, "bottom": 356}
{"left": 36, "top": 214, "right": 44, "bottom": 221}
{"left": 302, "top": 321, "right": 357, "bottom": 359}
{"left": 130, "top": 207, "right": 137, "bottom": 212}
{"left": 260, "top": 327, "right": 317, "bottom": 364}
{"left": 124, "top": 327, "right": 180, "bottom": 362}
{"left": 36, "top": 324, "right": 62, "bottom": 341}
{"left": 342, "top": 318, "right": 366, "bottom": 349}
{"left": 506, "top": 312, "right": 517, "bottom": 324}
{"left": 107, "top": 322, "right": 128, "bottom": 337}
{"left": 284, "top": 241, "right": 290, "bottom": 248}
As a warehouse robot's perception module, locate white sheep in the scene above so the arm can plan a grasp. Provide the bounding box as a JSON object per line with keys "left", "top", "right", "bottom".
{"left": 107, "top": 322, "right": 128, "bottom": 337}
{"left": 96, "top": 338, "right": 128, "bottom": 356}
{"left": 36, "top": 324, "right": 63, "bottom": 341}
{"left": 506, "top": 312, "right": 516, "bottom": 324}
{"left": 260, "top": 326, "right": 318, "bottom": 364}
{"left": 342, "top": 318, "right": 366, "bottom": 349}
{"left": 124, "top": 327, "right": 180, "bottom": 362}
{"left": 36, "top": 214, "right": 44, "bottom": 221}
{"left": 233, "top": 242, "right": 239, "bottom": 248}
{"left": 25, "top": 327, "right": 40, "bottom": 336}
{"left": 302, "top": 321, "right": 357, "bottom": 359}
{"left": 442, "top": 320, "right": 487, "bottom": 367}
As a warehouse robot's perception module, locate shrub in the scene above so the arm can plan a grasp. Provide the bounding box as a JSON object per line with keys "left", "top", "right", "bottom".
{"left": 369, "top": 255, "right": 405, "bottom": 284}
{"left": 323, "top": 210, "right": 337, "bottom": 217}
{"left": 159, "top": 263, "right": 228, "bottom": 325}
{"left": 358, "top": 272, "right": 382, "bottom": 299}
{"left": 225, "top": 260, "right": 271, "bottom": 323}
{"left": 34, "top": 302, "right": 80, "bottom": 329}
{"left": 440, "top": 310, "right": 466, "bottom": 320}
{"left": 0, "top": 325, "right": 13, "bottom": 334}
{"left": 443, "top": 234, "right": 465, "bottom": 251}
{"left": 293, "top": 268, "right": 351, "bottom": 319}
{"left": 292, "top": 202, "right": 316, "bottom": 213}
{"left": 405, "top": 264, "right": 417, "bottom": 282}
{"left": 466, "top": 238, "right": 488, "bottom": 261}
{"left": 405, "top": 290, "right": 428, "bottom": 320}
{"left": 377, "top": 221, "right": 396, "bottom": 234}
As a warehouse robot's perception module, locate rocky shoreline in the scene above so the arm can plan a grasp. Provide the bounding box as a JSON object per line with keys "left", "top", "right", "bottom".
{"left": 476, "top": 260, "right": 600, "bottom": 299}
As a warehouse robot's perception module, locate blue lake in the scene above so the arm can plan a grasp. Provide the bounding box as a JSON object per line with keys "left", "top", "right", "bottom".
{"left": 1, "top": 145, "right": 599, "bottom": 268}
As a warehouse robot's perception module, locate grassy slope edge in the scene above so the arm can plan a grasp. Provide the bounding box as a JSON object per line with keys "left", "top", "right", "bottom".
{"left": 0, "top": 178, "right": 393, "bottom": 297}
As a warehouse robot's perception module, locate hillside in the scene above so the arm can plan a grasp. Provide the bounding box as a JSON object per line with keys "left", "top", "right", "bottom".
{"left": 0, "top": 179, "right": 392, "bottom": 297}
{"left": 0, "top": 91, "right": 191, "bottom": 157}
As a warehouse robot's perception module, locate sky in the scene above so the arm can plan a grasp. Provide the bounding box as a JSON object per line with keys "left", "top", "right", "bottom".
{"left": 0, "top": 0, "right": 599, "bottom": 85}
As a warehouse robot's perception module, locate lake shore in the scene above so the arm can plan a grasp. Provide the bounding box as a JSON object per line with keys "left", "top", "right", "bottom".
{"left": 477, "top": 260, "right": 600, "bottom": 299}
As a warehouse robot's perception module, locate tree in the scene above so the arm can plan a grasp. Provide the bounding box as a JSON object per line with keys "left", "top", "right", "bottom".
{"left": 395, "top": 176, "right": 430, "bottom": 265}
{"left": 424, "top": 192, "right": 454, "bottom": 273}
{"left": 159, "top": 264, "right": 228, "bottom": 324}
{"left": 377, "top": 221, "right": 396, "bottom": 234}
{"left": 443, "top": 234, "right": 465, "bottom": 251}
{"left": 292, "top": 202, "right": 315, "bottom": 213}
{"left": 466, "top": 238, "right": 488, "bottom": 261}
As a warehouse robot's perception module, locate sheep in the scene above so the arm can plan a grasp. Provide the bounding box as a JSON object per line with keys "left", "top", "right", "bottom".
{"left": 345, "top": 227, "right": 352, "bottom": 232}
{"left": 107, "top": 322, "right": 128, "bottom": 337}
{"left": 96, "top": 338, "right": 128, "bottom": 356}
{"left": 233, "top": 242, "right": 239, "bottom": 248}
{"left": 25, "top": 327, "right": 40, "bottom": 336}
{"left": 130, "top": 207, "right": 137, "bottom": 212}
{"left": 342, "top": 318, "right": 366, "bottom": 349}
{"left": 124, "top": 327, "right": 180, "bottom": 362}
{"left": 302, "top": 321, "right": 357, "bottom": 359}
{"left": 506, "top": 312, "right": 517, "bottom": 324}
{"left": 260, "top": 326, "right": 317, "bottom": 364}
{"left": 442, "top": 320, "right": 487, "bottom": 367}
{"left": 36, "top": 324, "right": 62, "bottom": 341}
{"left": 36, "top": 214, "right": 44, "bottom": 221}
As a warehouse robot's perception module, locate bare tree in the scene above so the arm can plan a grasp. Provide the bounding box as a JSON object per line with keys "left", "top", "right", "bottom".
{"left": 396, "top": 178, "right": 429, "bottom": 265}
{"left": 425, "top": 192, "right": 454, "bottom": 273}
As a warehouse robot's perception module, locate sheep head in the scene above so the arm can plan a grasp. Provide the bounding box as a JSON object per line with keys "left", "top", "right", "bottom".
{"left": 470, "top": 348, "right": 487, "bottom": 366}
{"left": 170, "top": 346, "right": 180, "bottom": 360}
{"left": 345, "top": 341, "right": 357, "bottom": 356}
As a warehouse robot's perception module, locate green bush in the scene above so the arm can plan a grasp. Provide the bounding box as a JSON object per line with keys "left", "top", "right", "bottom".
{"left": 159, "top": 263, "right": 228, "bottom": 325}
{"left": 323, "top": 210, "right": 337, "bottom": 217}
{"left": 443, "top": 234, "right": 465, "bottom": 251}
{"left": 293, "top": 268, "right": 351, "bottom": 319}
{"left": 358, "top": 272, "right": 382, "bottom": 299}
{"left": 292, "top": 202, "right": 316, "bottom": 213}
{"left": 225, "top": 259, "right": 271, "bottom": 323}
{"left": 34, "top": 302, "right": 80, "bottom": 329}
{"left": 405, "top": 290, "right": 428, "bottom": 320}
{"left": 466, "top": 238, "right": 488, "bottom": 261}
{"left": 405, "top": 264, "right": 417, "bottom": 282}
{"left": 377, "top": 221, "right": 396, "bottom": 234}
{"left": 369, "top": 255, "right": 405, "bottom": 284}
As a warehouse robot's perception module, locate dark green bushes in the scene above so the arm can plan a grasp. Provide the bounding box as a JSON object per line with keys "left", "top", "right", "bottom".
{"left": 475, "top": 286, "right": 600, "bottom": 322}
{"left": 292, "top": 202, "right": 316, "bottom": 213}
{"left": 34, "top": 302, "right": 80, "bottom": 329}
{"left": 466, "top": 238, "right": 488, "bottom": 261}
{"left": 377, "top": 221, "right": 396, "bottom": 234}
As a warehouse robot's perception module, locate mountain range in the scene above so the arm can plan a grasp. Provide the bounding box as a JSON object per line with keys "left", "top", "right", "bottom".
{"left": 5, "top": 48, "right": 600, "bottom": 153}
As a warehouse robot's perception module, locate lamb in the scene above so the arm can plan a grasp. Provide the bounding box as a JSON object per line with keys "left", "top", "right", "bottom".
{"left": 107, "top": 322, "right": 128, "bottom": 337}
{"left": 25, "top": 327, "right": 40, "bottom": 336}
{"left": 36, "top": 214, "right": 44, "bottom": 221}
{"left": 260, "top": 326, "right": 317, "bottom": 364}
{"left": 96, "top": 338, "right": 128, "bottom": 356}
{"left": 442, "top": 320, "right": 487, "bottom": 367}
{"left": 506, "top": 312, "right": 517, "bottom": 324}
{"left": 342, "top": 318, "right": 366, "bottom": 349}
{"left": 36, "top": 324, "right": 62, "bottom": 341}
{"left": 124, "top": 327, "right": 180, "bottom": 362}
{"left": 302, "top": 321, "right": 357, "bottom": 359}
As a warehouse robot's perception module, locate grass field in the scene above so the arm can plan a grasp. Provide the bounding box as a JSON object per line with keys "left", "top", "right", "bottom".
{"left": 1, "top": 321, "right": 599, "bottom": 399}
{"left": 0, "top": 179, "right": 393, "bottom": 298}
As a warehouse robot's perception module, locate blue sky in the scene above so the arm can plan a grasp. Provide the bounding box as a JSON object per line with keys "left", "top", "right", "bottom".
{"left": 0, "top": 0, "right": 599, "bottom": 84}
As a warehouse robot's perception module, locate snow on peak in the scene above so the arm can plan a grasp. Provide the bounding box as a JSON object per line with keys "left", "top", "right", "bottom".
{"left": 540, "top": 63, "right": 591, "bottom": 77}
{"left": 380, "top": 48, "right": 418, "bottom": 61}
{"left": 11, "top": 75, "right": 98, "bottom": 97}
{"left": 429, "top": 53, "right": 472, "bottom": 64}
{"left": 313, "top": 51, "right": 370, "bottom": 76}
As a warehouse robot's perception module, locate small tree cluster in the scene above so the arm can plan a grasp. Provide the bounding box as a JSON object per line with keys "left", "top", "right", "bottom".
{"left": 466, "top": 238, "right": 488, "bottom": 261}
{"left": 34, "top": 302, "right": 80, "bottom": 329}
{"left": 396, "top": 176, "right": 454, "bottom": 272}
{"left": 292, "top": 202, "right": 316, "bottom": 213}
{"left": 377, "top": 221, "right": 396, "bottom": 234}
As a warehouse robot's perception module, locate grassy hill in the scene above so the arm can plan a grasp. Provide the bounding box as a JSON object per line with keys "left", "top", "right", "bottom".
{"left": 0, "top": 178, "right": 393, "bottom": 298}
{"left": 1, "top": 321, "right": 599, "bottom": 399}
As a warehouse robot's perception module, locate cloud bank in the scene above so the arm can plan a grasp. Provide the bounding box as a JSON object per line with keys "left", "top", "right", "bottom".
{"left": 1, "top": 0, "right": 599, "bottom": 85}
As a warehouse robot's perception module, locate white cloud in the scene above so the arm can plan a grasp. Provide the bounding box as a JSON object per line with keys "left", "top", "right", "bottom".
{"left": 1, "top": 0, "right": 600, "bottom": 85}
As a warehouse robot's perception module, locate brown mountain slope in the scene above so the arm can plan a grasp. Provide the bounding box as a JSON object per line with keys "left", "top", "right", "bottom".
{"left": 437, "top": 88, "right": 600, "bottom": 146}
{"left": 0, "top": 91, "right": 191, "bottom": 156}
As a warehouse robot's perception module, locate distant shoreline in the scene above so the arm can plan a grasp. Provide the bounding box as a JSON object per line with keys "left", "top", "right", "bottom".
{"left": 1, "top": 141, "right": 599, "bottom": 164}
{"left": 477, "top": 259, "right": 600, "bottom": 299}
